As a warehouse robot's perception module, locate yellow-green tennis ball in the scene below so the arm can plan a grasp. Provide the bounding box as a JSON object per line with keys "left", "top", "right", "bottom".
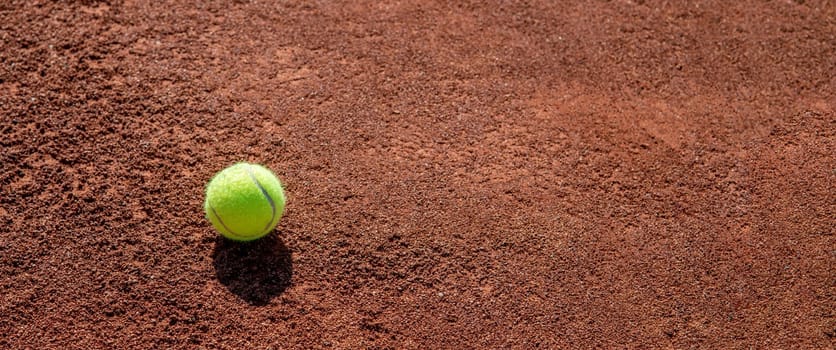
{"left": 204, "top": 162, "right": 286, "bottom": 241}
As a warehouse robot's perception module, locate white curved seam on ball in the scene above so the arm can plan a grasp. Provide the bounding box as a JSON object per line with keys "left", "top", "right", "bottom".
{"left": 209, "top": 204, "right": 246, "bottom": 239}
{"left": 245, "top": 164, "right": 277, "bottom": 234}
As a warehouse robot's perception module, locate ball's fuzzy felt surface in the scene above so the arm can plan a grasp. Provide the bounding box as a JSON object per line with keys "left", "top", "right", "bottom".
{"left": 204, "top": 162, "right": 286, "bottom": 241}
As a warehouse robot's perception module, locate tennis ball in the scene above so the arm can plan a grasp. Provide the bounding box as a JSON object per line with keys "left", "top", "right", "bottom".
{"left": 204, "top": 162, "right": 286, "bottom": 241}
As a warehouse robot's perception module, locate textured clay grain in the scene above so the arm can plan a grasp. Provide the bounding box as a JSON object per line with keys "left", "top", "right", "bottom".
{"left": 1, "top": 0, "right": 834, "bottom": 348}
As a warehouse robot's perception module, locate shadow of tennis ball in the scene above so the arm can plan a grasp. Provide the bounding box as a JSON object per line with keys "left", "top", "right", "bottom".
{"left": 211, "top": 233, "right": 292, "bottom": 306}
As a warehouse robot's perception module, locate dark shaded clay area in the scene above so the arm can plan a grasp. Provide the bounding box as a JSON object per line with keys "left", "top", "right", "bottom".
{"left": 1, "top": 0, "right": 834, "bottom": 348}
{"left": 213, "top": 235, "right": 292, "bottom": 306}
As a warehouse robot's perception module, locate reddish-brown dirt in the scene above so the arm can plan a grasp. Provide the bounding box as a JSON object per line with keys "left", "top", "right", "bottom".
{"left": 1, "top": 0, "right": 834, "bottom": 348}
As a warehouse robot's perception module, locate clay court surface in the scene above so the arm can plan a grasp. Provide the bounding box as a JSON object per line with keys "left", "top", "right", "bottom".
{"left": 1, "top": 0, "right": 834, "bottom": 348}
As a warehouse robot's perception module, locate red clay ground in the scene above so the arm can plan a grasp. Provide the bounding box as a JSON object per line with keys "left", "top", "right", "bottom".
{"left": 1, "top": 0, "right": 834, "bottom": 348}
